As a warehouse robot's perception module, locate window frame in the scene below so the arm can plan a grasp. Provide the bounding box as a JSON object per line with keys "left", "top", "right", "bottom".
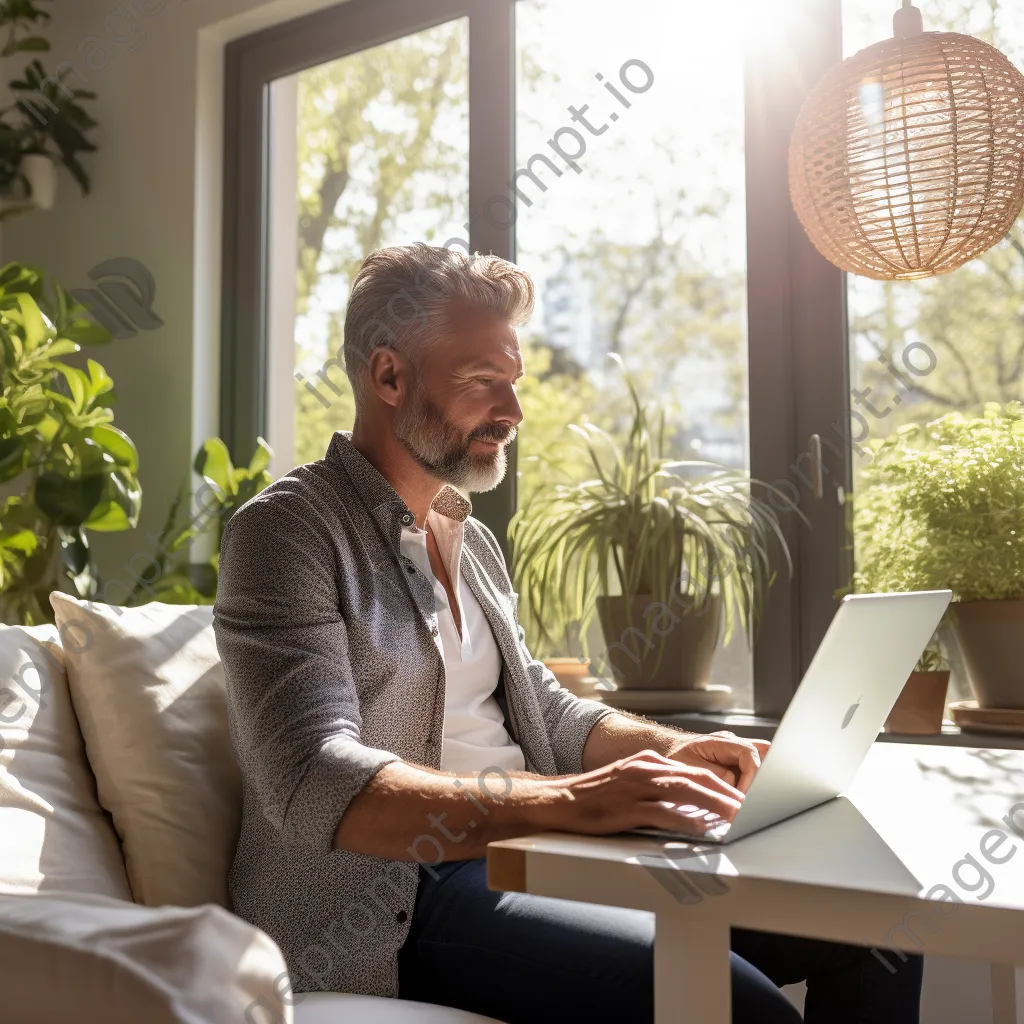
{"left": 221, "top": 0, "right": 518, "bottom": 558}
{"left": 220, "top": 0, "right": 853, "bottom": 715}
{"left": 743, "top": 0, "right": 850, "bottom": 715}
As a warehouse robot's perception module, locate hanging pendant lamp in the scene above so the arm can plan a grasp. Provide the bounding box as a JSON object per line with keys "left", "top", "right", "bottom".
{"left": 788, "top": 1, "right": 1024, "bottom": 281}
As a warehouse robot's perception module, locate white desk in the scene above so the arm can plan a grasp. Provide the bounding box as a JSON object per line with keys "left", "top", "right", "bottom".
{"left": 487, "top": 743, "right": 1024, "bottom": 1023}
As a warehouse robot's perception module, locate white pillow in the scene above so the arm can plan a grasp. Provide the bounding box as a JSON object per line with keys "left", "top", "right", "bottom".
{"left": 0, "top": 623, "right": 131, "bottom": 900}
{"left": 295, "top": 993, "right": 504, "bottom": 1023}
{"left": 49, "top": 594, "right": 241, "bottom": 908}
{"left": 0, "top": 890, "right": 292, "bottom": 1024}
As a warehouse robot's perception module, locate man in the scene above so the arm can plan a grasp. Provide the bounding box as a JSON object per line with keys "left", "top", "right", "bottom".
{"left": 214, "top": 243, "right": 922, "bottom": 1023}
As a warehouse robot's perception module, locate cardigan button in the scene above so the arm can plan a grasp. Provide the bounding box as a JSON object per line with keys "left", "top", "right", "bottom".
{"left": 396, "top": 910, "right": 408, "bottom": 924}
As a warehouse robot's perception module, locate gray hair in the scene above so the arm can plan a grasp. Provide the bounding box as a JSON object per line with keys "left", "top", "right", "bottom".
{"left": 343, "top": 243, "right": 535, "bottom": 407}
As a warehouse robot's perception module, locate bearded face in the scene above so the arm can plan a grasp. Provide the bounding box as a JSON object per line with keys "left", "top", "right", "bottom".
{"left": 393, "top": 376, "right": 517, "bottom": 493}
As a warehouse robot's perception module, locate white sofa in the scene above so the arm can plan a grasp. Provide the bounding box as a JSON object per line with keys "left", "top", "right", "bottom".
{"left": 0, "top": 597, "right": 501, "bottom": 1024}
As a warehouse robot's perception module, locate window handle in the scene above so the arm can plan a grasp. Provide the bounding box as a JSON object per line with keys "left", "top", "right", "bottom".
{"left": 809, "top": 434, "right": 824, "bottom": 499}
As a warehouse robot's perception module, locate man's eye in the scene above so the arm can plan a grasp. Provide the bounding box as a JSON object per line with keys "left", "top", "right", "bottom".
{"left": 475, "top": 377, "right": 495, "bottom": 386}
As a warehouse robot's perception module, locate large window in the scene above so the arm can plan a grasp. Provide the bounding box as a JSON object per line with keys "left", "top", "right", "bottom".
{"left": 222, "top": 0, "right": 837, "bottom": 716}
{"left": 265, "top": 21, "right": 470, "bottom": 476}
{"left": 513, "top": 0, "right": 753, "bottom": 706}
{"left": 224, "top": 0, "right": 1021, "bottom": 724}
{"left": 842, "top": 0, "right": 1024, "bottom": 714}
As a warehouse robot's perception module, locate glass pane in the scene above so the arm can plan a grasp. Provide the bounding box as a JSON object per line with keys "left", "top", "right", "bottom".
{"left": 514, "top": 0, "right": 753, "bottom": 709}
{"left": 843, "top": 1, "right": 1024, "bottom": 717}
{"left": 266, "top": 20, "right": 470, "bottom": 474}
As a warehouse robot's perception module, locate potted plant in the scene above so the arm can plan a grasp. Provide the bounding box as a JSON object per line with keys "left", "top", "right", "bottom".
{"left": 882, "top": 644, "right": 950, "bottom": 735}
{"left": 0, "top": 261, "right": 272, "bottom": 624}
{"left": 124, "top": 437, "right": 274, "bottom": 606}
{"left": 540, "top": 656, "right": 596, "bottom": 699}
{"left": 852, "top": 460, "right": 950, "bottom": 734}
{"left": 510, "top": 359, "right": 798, "bottom": 696}
{"left": 0, "top": 1, "right": 99, "bottom": 217}
{"left": 855, "top": 403, "right": 1024, "bottom": 710}
{"left": 0, "top": 262, "right": 135, "bottom": 624}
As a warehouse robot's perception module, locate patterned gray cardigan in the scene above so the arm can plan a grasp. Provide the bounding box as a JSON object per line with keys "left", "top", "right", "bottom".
{"left": 213, "top": 431, "right": 613, "bottom": 998}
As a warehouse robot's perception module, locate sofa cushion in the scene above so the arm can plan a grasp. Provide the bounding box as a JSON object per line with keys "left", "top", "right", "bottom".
{"left": 50, "top": 593, "right": 240, "bottom": 908}
{"left": 0, "top": 890, "right": 291, "bottom": 1024}
{"left": 294, "top": 992, "right": 504, "bottom": 1024}
{"left": 0, "top": 623, "right": 132, "bottom": 900}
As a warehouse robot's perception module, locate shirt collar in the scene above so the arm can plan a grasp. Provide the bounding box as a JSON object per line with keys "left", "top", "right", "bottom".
{"left": 325, "top": 431, "right": 473, "bottom": 539}
{"left": 402, "top": 509, "right": 466, "bottom": 571}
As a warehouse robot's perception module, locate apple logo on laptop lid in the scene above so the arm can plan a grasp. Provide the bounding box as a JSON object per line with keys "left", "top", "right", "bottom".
{"left": 841, "top": 696, "right": 862, "bottom": 730}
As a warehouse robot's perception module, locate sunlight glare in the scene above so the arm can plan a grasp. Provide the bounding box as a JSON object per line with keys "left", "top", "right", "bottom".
{"left": 739, "top": 0, "right": 795, "bottom": 54}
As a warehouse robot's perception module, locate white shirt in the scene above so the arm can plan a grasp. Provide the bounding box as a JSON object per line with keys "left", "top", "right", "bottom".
{"left": 400, "top": 509, "right": 526, "bottom": 775}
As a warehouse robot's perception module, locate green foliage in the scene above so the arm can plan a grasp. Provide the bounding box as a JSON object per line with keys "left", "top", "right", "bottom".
{"left": 292, "top": 321, "right": 355, "bottom": 467}
{"left": 510, "top": 356, "right": 798, "bottom": 659}
{"left": 914, "top": 644, "right": 947, "bottom": 673}
{"left": 295, "top": 23, "right": 467, "bottom": 314}
{"left": 515, "top": 337, "right": 600, "bottom": 509}
{"left": 556, "top": 173, "right": 748, "bottom": 415}
{"left": 0, "top": 261, "right": 136, "bottom": 623}
{"left": 845, "top": 0, "right": 1024, "bottom": 670}
{"left": 126, "top": 438, "right": 274, "bottom": 606}
{"left": 8, "top": 59, "right": 98, "bottom": 194}
{"left": 0, "top": 260, "right": 274, "bottom": 622}
{"left": 854, "top": 402, "right": 1024, "bottom": 603}
{"left": 0, "top": 0, "right": 53, "bottom": 58}
{"left": 846, "top": 1, "right": 1024, "bottom": 441}
{"left": 289, "top": 23, "right": 469, "bottom": 464}
{"left": 0, "top": 0, "right": 98, "bottom": 205}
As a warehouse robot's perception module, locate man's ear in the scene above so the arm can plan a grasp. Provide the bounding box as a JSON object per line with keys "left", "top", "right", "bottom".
{"left": 366, "top": 347, "right": 410, "bottom": 409}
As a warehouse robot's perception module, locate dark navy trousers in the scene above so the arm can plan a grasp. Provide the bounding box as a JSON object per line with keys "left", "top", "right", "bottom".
{"left": 398, "top": 859, "right": 923, "bottom": 1023}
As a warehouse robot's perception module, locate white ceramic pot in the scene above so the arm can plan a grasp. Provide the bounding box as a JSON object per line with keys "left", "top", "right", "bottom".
{"left": 21, "top": 154, "right": 57, "bottom": 211}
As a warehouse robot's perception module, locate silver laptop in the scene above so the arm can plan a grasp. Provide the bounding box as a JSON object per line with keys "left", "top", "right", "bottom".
{"left": 642, "top": 590, "right": 952, "bottom": 845}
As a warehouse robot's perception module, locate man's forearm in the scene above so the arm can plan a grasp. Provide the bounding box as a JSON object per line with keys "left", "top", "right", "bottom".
{"left": 582, "top": 711, "right": 697, "bottom": 772}
{"left": 333, "top": 761, "right": 565, "bottom": 861}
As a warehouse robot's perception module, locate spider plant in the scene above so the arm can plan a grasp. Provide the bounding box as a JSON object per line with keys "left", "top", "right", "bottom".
{"left": 510, "top": 359, "right": 801, "bottom": 669}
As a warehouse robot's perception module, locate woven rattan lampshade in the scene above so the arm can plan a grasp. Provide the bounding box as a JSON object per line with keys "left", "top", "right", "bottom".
{"left": 789, "top": 2, "right": 1024, "bottom": 281}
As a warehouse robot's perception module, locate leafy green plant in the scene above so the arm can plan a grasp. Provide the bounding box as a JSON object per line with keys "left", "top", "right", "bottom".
{"left": 912, "top": 644, "right": 947, "bottom": 673}
{"left": 854, "top": 402, "right": 1024, "bottom": 603}
{"left": 0, "top": 0, "right": 98, "bottom": 207}
{"left": 127, "top": 437, "right": 273, "bottom": 605}
{"left": 0, "top": 261, "right": 135, "bottom": 623}
{"left": 0, "top": 259, "right": 274, "bottom": 623}
{"left": 852, "top": 488, "right": 950, "bottom": 673}
{"left": 510, "top": 357, "right": 799, "bottom": 660}
{"left": 0, "top": 0, "right": 54, "bottom": 56}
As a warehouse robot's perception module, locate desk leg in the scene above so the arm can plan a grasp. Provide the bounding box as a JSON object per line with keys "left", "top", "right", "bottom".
{"left": 654, "top": 913, "right": 730, "bottom": 1024}
{"left": 991, "top": 963, "right": 1018, "bottom": 1024}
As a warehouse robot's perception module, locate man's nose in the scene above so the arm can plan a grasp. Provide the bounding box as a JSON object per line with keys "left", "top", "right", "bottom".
{"left": 494, "top": 382, "right": 523, "bottom": 427}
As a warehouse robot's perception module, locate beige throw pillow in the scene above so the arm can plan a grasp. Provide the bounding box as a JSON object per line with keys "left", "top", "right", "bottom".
{"left": 0, "top": 890, "right": 292, "bottom": 1024}
{"left": 49, "top": 594, "right": 241, "bottom": 908}
{"left": 0, "top": 623, "right": 131, "bottom": 900}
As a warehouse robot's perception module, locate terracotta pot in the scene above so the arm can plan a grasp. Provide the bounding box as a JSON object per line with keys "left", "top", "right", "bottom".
{"left": 883, "top": 671, "right": 949, "bottom": 735}
{"left": 594, "top": 593, "right": 721, "bottom": 690}
{"left": 949, "top": 599, "right": 1024, "bottom": 710}
{"left": 543, "top": 657, "right": 593, "bottom": 697}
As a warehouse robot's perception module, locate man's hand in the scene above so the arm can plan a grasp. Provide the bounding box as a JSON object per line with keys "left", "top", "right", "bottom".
{"left": 539, "top": 748, "right": 747, "bottom": 836}
{"left": 667, "top": 730, "right": 771, "bottom": 794}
